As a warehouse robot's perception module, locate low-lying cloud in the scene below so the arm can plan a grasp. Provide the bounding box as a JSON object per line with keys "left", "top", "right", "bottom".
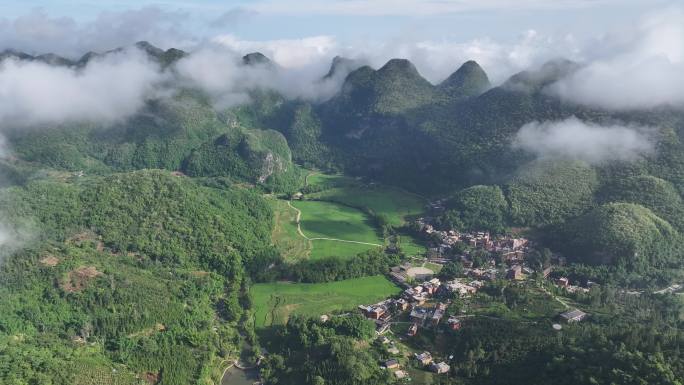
{"left": 0, "top": 49, "right": 165, "bottom": 127}
{"left": 512, "top": 117, "right": 654, "bottom": 164}
{"left": 548, "top": 7, "right": 684, "bottom": 110}
{"left": 175, "top": 45, "right": 357, "bottom": 108}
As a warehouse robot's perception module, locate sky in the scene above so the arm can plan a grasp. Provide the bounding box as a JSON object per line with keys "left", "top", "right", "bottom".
{"left": 0, "top": 0, "right": 671, "bottom": 43}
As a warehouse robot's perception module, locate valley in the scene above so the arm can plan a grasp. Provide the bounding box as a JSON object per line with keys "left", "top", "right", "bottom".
{"left": 0, "top": 37, "right": 683, "bottom": 385}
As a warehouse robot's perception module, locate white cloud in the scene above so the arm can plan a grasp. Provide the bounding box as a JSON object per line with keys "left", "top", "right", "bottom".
{"left": 346, "top": 30, "right": 581, "bottom": 84}
{"left": 0, "top": 7, "right": 195, "bottom": 57}
{"left": 209, "top": 7, "right": 258, "bottom": 29}
{"left": 512, "top": 117, "right": 655, "bottom": 164}
{"left": 213, "top": 34, "right": 338, "bottom": 69}
{"left": 175, "top": 45, "right": 356, "bottom": 108}
{"left": 248, "top": 0, "right": 630, "bottom": 16}
{"left": 0, "top": 48, "right": 165, "bottom": 126}
{"left": 548, "top": 7, "right": 684, "bottom": 110}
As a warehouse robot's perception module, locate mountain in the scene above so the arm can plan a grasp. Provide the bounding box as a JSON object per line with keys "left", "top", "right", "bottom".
{"left": 437, "top": 60, "right": 491, "bottom": 99}
{"left": 0, "top": 41, "right": 187, "bottom": 68}
{"left": 0, "top": 49, "right": 73, "bottom": 66}
{"left": 323, "top": 55, "right": 364, "bottom": 80}
{"left": 242, "top": 51, "right": 273, "bottom": 67}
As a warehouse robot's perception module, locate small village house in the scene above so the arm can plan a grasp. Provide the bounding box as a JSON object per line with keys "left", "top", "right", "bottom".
{"left": 407, "top": 323, "right": 418, "bottom": 337}
{"left": 560, "top": 309, "right": 588, "bottom": 323}
{"left": 430, "top": 362, "right": 450, "bottom": 374}
{"left": 415, "top": 352, "right": 433, "bottom": 366}
{"left": 447, "top": 315, "right": 462, "bottom": 331}
{"left": 383, "top": 359, "right": 400, "bottom": 369}
{"left": 507, "top": 265, "right": 523, "bottom": 280}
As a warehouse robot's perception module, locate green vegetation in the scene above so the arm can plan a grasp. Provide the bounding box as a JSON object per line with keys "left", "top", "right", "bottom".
{"left": 269, "top": 198, "right": 311, "bottom": 262}
{"left": 558, "top": 202, "right": 680, "bottom": 271}
{"left": 598, "top": 174, "right": 684, "bottom": 230}
{"left": 287, "top": 249, "right": 400, "bottom": 283}
{"left": 0, "top": 170, "right": 274, "bottom": 385}
{"left": 7, "top": 91, "right": 302, "bottom": 193}
{"left": 309, "top": 239, "right": 379, "bottom": 260}
{"left": 506, "top": 160, "right": 598, "bottom": 226}
{"left": 260, "top": 315, "right": 391, "bottom": 385}
{"left": 3, "top": 47, "right": 684, "bottom": 385}
{"left": 251, "top": 276, "right": 400, "bottom": 328}
{"left": 306, "top": 174, "right": 426, "bottom": 227}
{"left": 292, "top": 200, "right": 382, "bottom": 254}
{"left": 438, "top": 185, "right": 509, "bottom": 233}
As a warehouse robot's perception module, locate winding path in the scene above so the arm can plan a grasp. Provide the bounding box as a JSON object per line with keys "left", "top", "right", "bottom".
{"left": 286, "top": 200, "right": 383, "bottom": 247}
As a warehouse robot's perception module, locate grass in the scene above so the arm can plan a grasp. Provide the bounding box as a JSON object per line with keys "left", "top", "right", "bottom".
{"left": 397, "top": 232, "right": 427, "bottom": 256}
{"left": 269, "top": 198, "right": 311, "bottom": 262}
{"left": 251, "top": 276, "right": 401, "bottom": 328}
{"left": 309, "top": 239, "right": 381, "bottom": 260}
{"left": 292, "top": 200, "right": 382, "bottom": 245}
{"left": 306, "top": 174, "right": 426, "bottom": 227}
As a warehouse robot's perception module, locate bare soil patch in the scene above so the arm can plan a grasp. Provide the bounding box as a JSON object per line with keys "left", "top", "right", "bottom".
{"left": 61, "top": 266, "right": 103, "bottom": 293}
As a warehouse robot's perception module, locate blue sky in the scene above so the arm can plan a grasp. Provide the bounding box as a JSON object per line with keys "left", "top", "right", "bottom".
{"left": 1, "top": 0, "right": 673, "bottom": 43}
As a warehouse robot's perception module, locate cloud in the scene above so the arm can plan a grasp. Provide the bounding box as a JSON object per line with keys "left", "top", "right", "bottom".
{"left": 0, "top": 48, "right": 165, "bottom": 127}
{"left": 213, "top": 34, "right": 338, "bottom": 69}
{"left": 548, "top": 7, "right": 684, "bottom": 110}
{"left": 344, "top": 29, "right": 581, "bottom": 84}
{"left": 247, "top": 0, "right": 631, "bottom": 16}
{"left": 210, "top": 7, "right": 258, "bottom": 29}
{"left": 512, "top": 117, "right": 655, "bottom": 164}
{"left": 0, "top": 7, "right": 195, "bottom": 57}
{"left": 175, "top": 45, "right": 357, "bottom": 108}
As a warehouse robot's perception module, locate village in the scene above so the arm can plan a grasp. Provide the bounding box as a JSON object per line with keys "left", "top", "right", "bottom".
{"left": 353, "top": 213, "right": 592, "bottom": 381}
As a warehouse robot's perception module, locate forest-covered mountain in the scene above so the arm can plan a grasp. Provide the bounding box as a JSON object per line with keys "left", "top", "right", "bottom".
{"left": 1, "top": 41, "right": 683, "bottom": 385}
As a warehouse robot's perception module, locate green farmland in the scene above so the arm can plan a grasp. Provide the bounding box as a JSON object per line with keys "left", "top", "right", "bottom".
{"left": 251, "top": 276, "right": 401, "bottom": 328}
{"left": 307, "top": 174, "right": 426, "bottom": 227}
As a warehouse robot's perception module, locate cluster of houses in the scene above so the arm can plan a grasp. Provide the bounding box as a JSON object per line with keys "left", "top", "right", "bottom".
{"left": 415, "top": 217, "right": 530, "bottom": 262}
{"left": 554, "top": 276, "right": 594, "bottom": 294}
{"left": 414, "top": 352, "right": 450, "bottom": 374}
{"left": 360, "top": 276, "right": 474, "bottom": 339}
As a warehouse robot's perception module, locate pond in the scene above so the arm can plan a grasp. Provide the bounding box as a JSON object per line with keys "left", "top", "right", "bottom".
{"left": 221, "top": 366, "right": 259, "bottom": 385}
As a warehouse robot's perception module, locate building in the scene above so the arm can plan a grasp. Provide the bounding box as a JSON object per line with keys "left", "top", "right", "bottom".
{"left": 395, "top": 298, "right": 409, "bottom": 311}
{"left": 383, "top": 359, "right": 400, "bottom": 369}
{"left": 447, "top": 315, "right": 462, "bottom": 331}
{"left": 560, "top": 309, "right": 588, "bottom": 323}
{"left": 431, "top": 308, "right": 444, "bottom": 326}
{"left": 376, "top": 321, "right": 391, "bottom": 335}
{"left": 407, "top": 323, "right": 418, "bottom": 337}
{"left": 410, "top": 307, "right": 430, "bottom": 325}
{"left": 443, "top": 280, "right": 478, "bottom": 297}
{"left": 394, "top": 370, "right": 408, "bottom": 379}
{"left": 430, "top": 362, "right": 450, "bottom": 374}
{"left": 507, "top": 265, "right": 523, "bottom": 280}
{"left": 369, "top": 305, "right": 387, "bottom": 319}
{"left": 415, "top": 352, "right": 433, "bottom": 366}
{"left": 557, "top": 277, "right": 569, "bottom": 287}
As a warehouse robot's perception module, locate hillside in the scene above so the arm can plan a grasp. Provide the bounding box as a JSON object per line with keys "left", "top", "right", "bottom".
{"left": 0, "top": 170, "right": 275, "bottom": 385}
